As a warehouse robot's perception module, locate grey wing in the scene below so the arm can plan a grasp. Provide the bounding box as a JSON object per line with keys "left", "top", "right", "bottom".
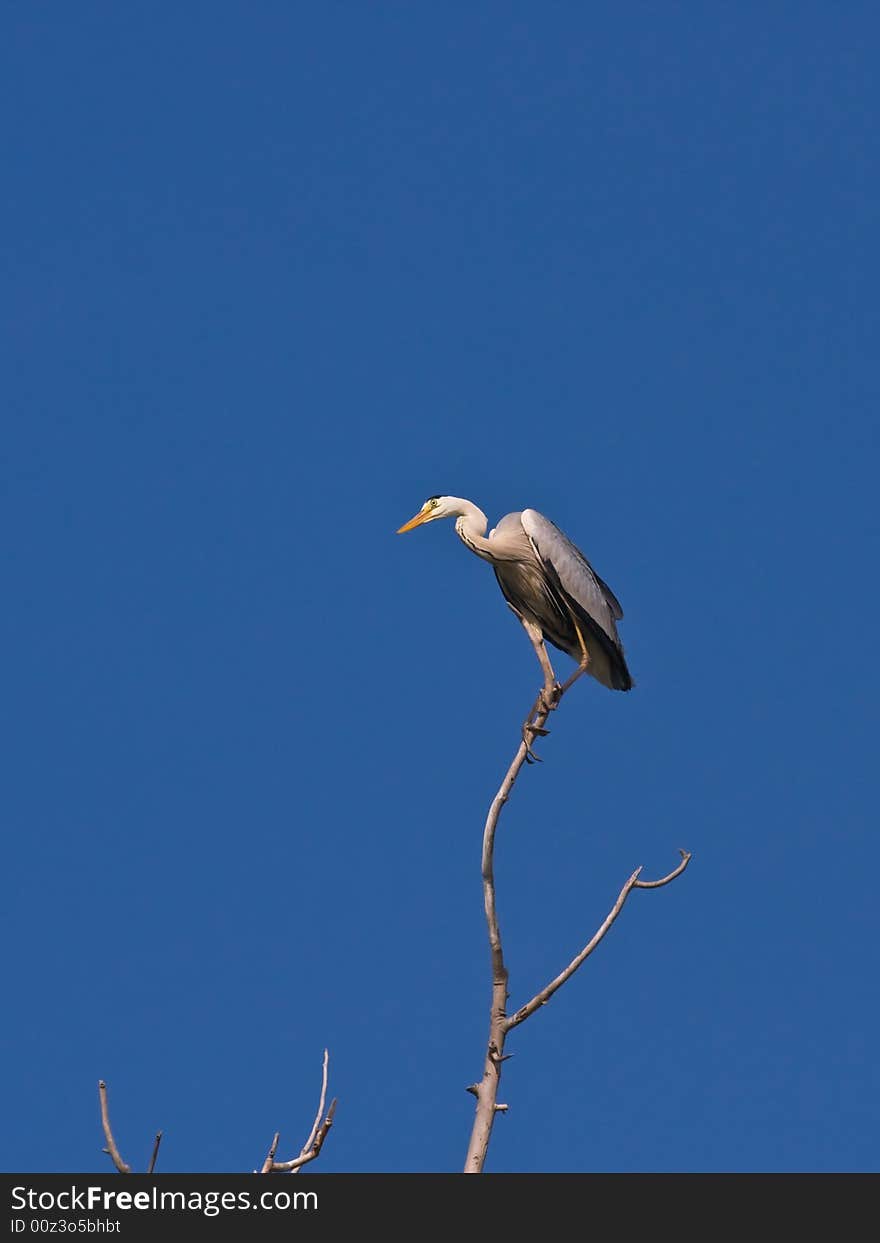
{"left": 520, "top": 509, "right": 624, "bottom": 643}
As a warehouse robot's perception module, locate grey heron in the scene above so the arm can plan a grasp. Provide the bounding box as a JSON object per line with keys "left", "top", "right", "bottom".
{"left": 397, "top": 496, "right": 633, "bottom": 700}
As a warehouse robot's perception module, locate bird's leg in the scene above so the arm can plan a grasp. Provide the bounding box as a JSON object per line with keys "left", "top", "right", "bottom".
{"left": 559, "top": 616, "right": 591, "bottom": 695}
{"left": 528, "top": 628, "right": 562, "bottom": 714}
{"left": 516, "top": 617, "right": 560, "bottom": 703}
{"left": 517, "top": 617, "right": 561, "bottom": 761}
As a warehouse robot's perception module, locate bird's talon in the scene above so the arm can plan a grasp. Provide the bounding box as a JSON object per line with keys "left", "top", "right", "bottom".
{"left": 540, "top": 685, "right": 562, "bottom": 713}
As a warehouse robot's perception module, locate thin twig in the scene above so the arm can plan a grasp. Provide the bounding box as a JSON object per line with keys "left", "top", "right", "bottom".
{"left": 260, "top": 1133, "right": 282, "bottom": 1175}
{"left": 507, "top": 849, "right": 692, "bottom": 1030}
{"left": 261, "top": 1050, "right": 337, "bottom": 1173}
{"left": 98, "top": 1081, "right": 131, "bottom": 1174}
{"left": 147, "top": 1131, "right": 163, "bottom": 1175}
{"left": 295, "top": 1048, "right": 329, "bottom": 1166}
{"left": 633, "top": 851, "right": 692, "bottom": 888}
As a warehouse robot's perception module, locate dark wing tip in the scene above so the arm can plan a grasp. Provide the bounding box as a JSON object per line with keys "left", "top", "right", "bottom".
{"left": 612, "top": 661, "right": 635, "bottom": 691}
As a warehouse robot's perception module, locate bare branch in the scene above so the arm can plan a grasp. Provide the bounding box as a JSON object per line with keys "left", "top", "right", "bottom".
{"left": 464, "top": 655, "right": 693, "bottom": 1172}
{"left": 633, "top": 849, "right": 692, "bottom": 888}
{"left": 294, "top": 1048, "right": 330, "bottom": 1166}
{"left": 147, "top": 1131, "right": 163, "bottom": 1175}
{"left": 260, "top": 1133, "right": 282, "bottom": 1175}
{"left": 270, "top": 1099, "right": 337, "bottom": 1172}
{"left": 464, "top": 681, "right": 556, "bottom": 1174}
{"left": 98, "top": 1081, "right": 131, "bottom": 1174}
{"left": 507, "top": 849, "right": 692, "bottom": 1031}
{"left": 261, "top": 1050, "right": 337, "bottom": 1174}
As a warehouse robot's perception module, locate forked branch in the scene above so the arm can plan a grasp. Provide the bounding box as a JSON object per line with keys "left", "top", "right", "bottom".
{"left": 464, "top": 669, "right": 691, "bottom": 1173}
{"left": 261, "top": 1048, "right": 337, "bottom": 1173}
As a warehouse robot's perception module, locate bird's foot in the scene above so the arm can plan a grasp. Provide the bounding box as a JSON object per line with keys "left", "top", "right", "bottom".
{"left": 540, "top": 682, "right": 563, "bottom": 713}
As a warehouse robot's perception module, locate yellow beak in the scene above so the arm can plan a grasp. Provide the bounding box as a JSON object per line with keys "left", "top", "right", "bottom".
{"left": 396, "top": 509, "right": 431, "bottom": 534}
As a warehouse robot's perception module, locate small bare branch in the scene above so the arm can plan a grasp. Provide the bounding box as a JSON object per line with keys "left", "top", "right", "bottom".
{"left": 147, "top": 1131, "right": 163, "bottom": 1175}
{"left": 633, "top": 849, "right": 692, "bottom": 888}
{"left": 506, "top": 849, "right": 692, "bottom": 1030}
{"left": 261, "top": 1050, "right": 337, "bottom": 1174}
{"left": 296, "top": 1048, "right": 330, "bottom": 1163}
{"left": 260, "top": 1132, "right": 282, "bottom": 1175}
{"left": 98, "top": 1081, "right": 131, "bottom": 1174}
{"left": 270, "top": 1100, "right": 337, "bottom": 1173}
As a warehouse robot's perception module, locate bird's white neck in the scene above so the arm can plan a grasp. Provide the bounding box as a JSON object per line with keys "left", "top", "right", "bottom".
{"left": 450, "top": 499, "right": 494, "bottom": 562}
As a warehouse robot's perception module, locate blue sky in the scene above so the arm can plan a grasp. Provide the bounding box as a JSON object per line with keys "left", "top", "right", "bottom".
{"left": 3, "top": 4, "right": 878, "bottom": 1173}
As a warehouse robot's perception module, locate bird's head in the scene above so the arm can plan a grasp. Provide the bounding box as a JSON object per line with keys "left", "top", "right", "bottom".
{"left": 396, "top": 495, "right": 455, "bottom": 533}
